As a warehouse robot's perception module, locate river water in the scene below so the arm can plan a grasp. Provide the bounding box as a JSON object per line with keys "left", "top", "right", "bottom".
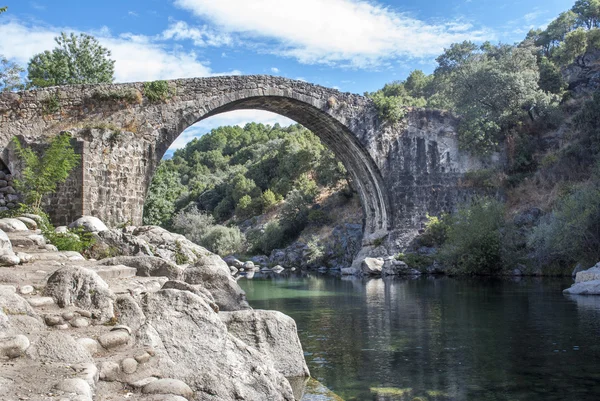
{"left": 238, "top": 273, "right": 600, "bottom": 401}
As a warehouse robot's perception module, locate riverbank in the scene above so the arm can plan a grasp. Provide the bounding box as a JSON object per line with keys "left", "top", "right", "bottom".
{"left": 0, "top": 215, "right": 322, "bottom": 401}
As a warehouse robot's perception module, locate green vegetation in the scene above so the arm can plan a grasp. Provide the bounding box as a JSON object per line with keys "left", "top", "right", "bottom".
{"left": 12, "top": 132, "right": 80, "bottom": 210}
{"left": 91, "top": 88, "right": 142, "bottom": 104}
{"left": 0, "top": 56, "right": 24, "bottom": 92}
{"left": 143, "top": 80, "right": 173, "bottom": 102}
{"left": 145, "top": 123, "right": 347, "bottom": 255}
{"left": 42, "top": 92, "right": 61, "bottom": 114}
{"left": 27, "top": 32, "right": 115, "bottom": 88}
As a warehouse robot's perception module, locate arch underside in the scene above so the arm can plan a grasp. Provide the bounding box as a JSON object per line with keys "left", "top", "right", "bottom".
{"left": 165, "top": 96, "right": 391, "bottom": 237}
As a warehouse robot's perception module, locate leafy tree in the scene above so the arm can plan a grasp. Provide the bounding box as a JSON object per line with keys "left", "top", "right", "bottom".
{"left": 143, "top": 162, "right": 187, "bottom": 226}
{"left": 12, "top": 132, "right": 80, "bottom": 210}
{"left": 572, "top": 0, "right": 600, "bottom": 29}
{"left": 27, "top": 32, "right": 115, "bottom": 88}
{"left": 0, "top": 56, "right": 24, "bottom": 92}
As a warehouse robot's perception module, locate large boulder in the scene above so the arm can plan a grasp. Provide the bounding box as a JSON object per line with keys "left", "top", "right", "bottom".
{"left": 99, "top": 256, "right": 183, "bottom": 280}
{"left": 132, "top": 226, "right": 210, "bottom": 265}
{"left": 184, "top": 254, "right": 250, "bottom": 311}
{"left": 161, "top": 280, "right": 219, "bottom": 312}
{"left": 361, "top": 257, "right": 384, "bottom": 276}
{"left": 92, "top": 229, "right": 153, "bottom": 258}
{"left": 27, "top": 332, "right": 92, "bottom": 364}
{"left": 564, "top": 263, "right": 600, "bottom": 295}
{"left": 138, "top": 289, "right": 295, "bottom": 400}
{"left": 0, "top": 228, "right": 12, "bottom": 251}
{"left": 0, "top": 218, "right": 28, "bottom": 232}
{"left": 575, "top": 264, "right": 600, "bottom": 283}
{"left": 69, "top": 216, "right": 108, "bottom": 232}
{"left": 45, "top": 267, "right": 115, "bottom": 320}
{"left": 220, "top": 309, "right": 310, "bottom": 377}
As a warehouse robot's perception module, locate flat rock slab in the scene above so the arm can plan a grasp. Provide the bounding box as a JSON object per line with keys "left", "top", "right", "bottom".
{"left": 564, "top": 279, "right": 600, "bottom": 295}
{"left": 142, "top": 378, "right": 194, "bottom": 399}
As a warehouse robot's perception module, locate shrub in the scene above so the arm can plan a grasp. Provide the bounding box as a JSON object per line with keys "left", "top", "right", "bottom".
{"left": 439, "top": 198, "right": 506, "bottom": 275}
{"left": 43, "top": 227, "right": 95, "bottom": 253}
{"left": 171, "top": 206, "right": 215, "bottom": 244}
{"left": 250, "top": 221, "right": 286, "bottom": 255}
{"left": 143, "top": 80, "right": 173, "bottom": 102}
{"left": 395, "top": 253, "right": 433, "bottom": 270}
{"left": 305, "top": 236, "right": 325, "bottom": 265}
{"left": 307, "top": 209, "right": 330, "bottom": 225}
{"left": 200, "top": 225, "right": 245, "bottom": 256}
{"left": 418, "top": 214, "right": 449, "bottom": 247}
{"left": 528, "top": 183, "right": 600, "bottom": 268}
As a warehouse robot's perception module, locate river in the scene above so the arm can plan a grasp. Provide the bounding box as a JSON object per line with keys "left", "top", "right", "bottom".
{"left": 238, "top": 273, "right": 600, "bottom": 401}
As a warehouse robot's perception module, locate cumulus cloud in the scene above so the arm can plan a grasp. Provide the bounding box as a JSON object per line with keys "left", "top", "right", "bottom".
{"left": 162, "top": 20, "right": 233, "bottom": 47}
{"left": 0, "top": 19, "right": 238, "bottom": 83}
{"left": 174, "top": 0, "right": 494, "bottom": 67}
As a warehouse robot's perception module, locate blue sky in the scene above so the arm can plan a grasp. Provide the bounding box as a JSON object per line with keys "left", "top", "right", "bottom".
{"left": 0, "top": 0, "right": 576, "bottom": 156}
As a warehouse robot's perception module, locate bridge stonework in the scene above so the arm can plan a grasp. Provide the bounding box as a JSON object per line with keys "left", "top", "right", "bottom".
{"left": 0, "top": 75, "right": 487, "bottom": 257}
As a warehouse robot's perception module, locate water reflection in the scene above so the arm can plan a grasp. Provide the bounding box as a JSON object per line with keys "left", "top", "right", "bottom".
{"left": 240, "top": 274, "right": 600, "bottom": 401}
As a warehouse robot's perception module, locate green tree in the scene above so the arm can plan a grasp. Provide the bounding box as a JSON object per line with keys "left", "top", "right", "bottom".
{"left": 27, "top": 32, "right": 115, "bottom": 88}
{"left": 572, "top": 0, "right": 600, "bottom": 29}
{"left": 12, "top": 132, "right": 80, "bottom": 210}
{"left": 0, "top": 56, "right": 24, "bottom": 92}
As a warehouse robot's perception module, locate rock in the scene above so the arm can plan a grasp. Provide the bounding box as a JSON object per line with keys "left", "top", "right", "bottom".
{"left": 0, "top": 284, "right": 15, "bottom": 293}
{"left": 130, "top": 376, "right": 158, "bottom": 388}
{"left": 0, "top": 290, "right": 38, "bottom": 318}
{"left": 138, "top": 289, "right": 294, "bottom": 400}
{"left": 55, "top": 226, "right": 69, "bottom": 233}
{"left": 21, "top": 213, "right": 44, "bottom": 226}
{"left": 512, "top": 268, "right": 523, "bottom": 276}
{"left": 0, "top": 218, "right": 28, "bottom": 232}
{"left": 114, "top": 295, "right": 146, "bottom": 332}
{"left": 361, "top": 257, "right": 384, "bottom": 276}
{"left": 576, "top": 264, "right": 600, "bottom": 283}
{"left": 45, "top": 266, "right": 114, "bottom": 320}
{"left": 184, "top": 254, "right": 250, "bottom": 311}
{"left": 220, "top": 309, "right": 310, "bottom": 377}
{"left": 121, "top": 357, "right": 138, "bottom": 374}
{"left": 15, "top": 252, "right": 32, "bottom": 264}
{"left": 27, "top": 297, "right": 54, "bottom": 307}
{"left": 27, "top": 332, "right": 92, "bottom": 364}
{"left": 271, "top": 265, "right": 285, "bottom": 273}
{"left": 564, "top": 279, "right": 600, "bottom": 295}
{"left": 97, "top": 330, "right": 130, "bottom": 350}
{"left": 77, "top": 310, "right": 92, "bottom": 318}
{"left": 99, "top": 256, "right": 183, "bottom": 280}
{"left": 45, "top": 315, "right": 62, "bottom": 326}
{"left": 161, "top": 280, "right": 219, "bottom": 312}
{"left": 55, "top": 378, "right": 92, "bottom": 399}
{"left": 250, "top": 255, "right": 270, "bottom": 266}
{"left": 229, "top": 266, "right": 238, "bottom": 275}
{"left": 242, "top": 261, "right": 255, "bottom": 270}
{"left": 135, "top": 351, "right": 151, "bottom": 364}
{"left": 69, "top": 216, "right": 108, "bottom": 232}
{"left": 132, "top": 225, "right": 210, "bottom": 265}
{"left": 70, "top": 317, "right": 89, "bottom": 328}
{"left": 45, "top": 244, "right": 58, "bottom": 252}
{"left": 92, "top": 229, "right": 153, "bottom": 258}
{"left": 573, "top": 263, "right": 586, "bottom": 278}
{"left": 223, "top": 255, "right": 244, "bottom": 269}
{"left": 72, "top": 363, "right": 99, "bottom": 387}
{"left": 0, "top": 334, "right": 30, "bottom": 358}
{"left": 62, "top": 311, "right": 75, "bottom": 321}
{"left": 0, "top": 251, "right": 20, "bottom": 266}
{"left": 382, "top": 259, "right": 418, "bottom": 276}
{"left": 142, "top": 378, "right": 194, "bottom": 399}
{"left": 0, "top": 228, "right": 11, "bottom": 251}
{"left": 98, "top": 361, "right": 120, "bottom": 381}
{"left": 18, "top": 285, "right": 33, "bottom": 295}
{"left": 15, "top": 216, "right": 37, "bottom": 230}
{"left": 77, "top": 338, "right": 99, "bottom": 355}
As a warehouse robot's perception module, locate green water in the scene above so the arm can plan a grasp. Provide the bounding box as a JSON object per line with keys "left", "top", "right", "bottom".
{"left": 239, "top": 274, "right": 600, "bottom": 401}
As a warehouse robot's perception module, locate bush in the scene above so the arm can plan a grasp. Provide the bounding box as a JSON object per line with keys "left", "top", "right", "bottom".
{"left": 439, "top": 198, "right": 506, "bottom": 275}
{"left": 200, "top": 225, "right": 245, "bottom": 255}
{"left": 418, "top": 214, "right": 449, "bottom": 247}
{"left": 43, "top": 227, "right": 95, "bottom": 253}
{"left": 528, "top": 183, "right": 600, "bottom": 268}
{"left": 250, "top": 221, "right": 286, "bottom": 255}
{"left": 171, "top": 206, "right": 214, "bottom": 243}
{"left": 143, "top": 80, "right": 173, "bottom": 102}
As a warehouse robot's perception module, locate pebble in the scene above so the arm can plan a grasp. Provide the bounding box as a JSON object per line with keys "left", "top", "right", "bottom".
{"left": 27, "top": 297, "right": 54, "bottom": 307}
{"left": 54, "top": 378, "right": 92, "bottom": 399}
{"left": 0, "top": 334, "right": 30, "bottom": 358}
{"left": 19, "top": 285, "right": 34, "bottom": 295}
{"left": 44, "top": 315, "right": 62, "bottom": 326}
{"left": 98, "top": 330, "right": 130, "bottom": 350}
{"left": 76, "top": 310, "right": 92, "bottom": 318}
{"left": 62, "top": 311, "right": 75, "bottom": 321}
{"left": 98, "top": 361, "right": 120, "bottom": 382}
{"left": 134, "top": 351, "right": 151, "bottom": 364}
{"left": 130, "top": 377, "right": 158, "bottom": 388}
{"left": 72, "top": 363, "right": 99, "bottom": 387}
{"left": 76, "top": 338, "right": 99, "bottom": 355}
{"left": 121, "top": 357, "right": 138, "bottom": 374}
{"left": 70, "top": 317, "right": 89, "bottom": 328}
{"left": 142, "top": 378, "right": 194, "bottom": 398}
{"left": 55, "top": 324, "right": 70, "bottom": 330}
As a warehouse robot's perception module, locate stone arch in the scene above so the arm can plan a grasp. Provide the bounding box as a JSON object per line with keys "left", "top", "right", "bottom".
{"left": 151, "top": 93, "right": 391, "bottom": 238}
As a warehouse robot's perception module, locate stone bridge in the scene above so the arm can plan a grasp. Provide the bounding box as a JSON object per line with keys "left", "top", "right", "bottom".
{"left": 0, "top": 75, "right": 486, "bottom": 255}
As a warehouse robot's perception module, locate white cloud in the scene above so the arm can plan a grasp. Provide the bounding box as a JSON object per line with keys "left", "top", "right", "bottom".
{"left": 270, "top": 67, "right": 279, "bottom": 73}
{"left": 174, "top": 0, "right": 494, "bottom": 68}
{"left": 0, "top": 19, "right": 239, "bottom": 83}
{"left": 167, "top": 110, "right": 295, "bottom": 152}
{"left": 162, "top": 20, "right": 233, "bottom": 47}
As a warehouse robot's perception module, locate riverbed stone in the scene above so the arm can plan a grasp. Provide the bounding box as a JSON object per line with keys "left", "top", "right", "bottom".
{"left": 142, "top": 378, "right": 193, "bottom": 398}
{"left": 361, "top": 257, "right": 384, "bottom": 275}
{"left": 69, "top": 216, "right": 108, "bottom": 233}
